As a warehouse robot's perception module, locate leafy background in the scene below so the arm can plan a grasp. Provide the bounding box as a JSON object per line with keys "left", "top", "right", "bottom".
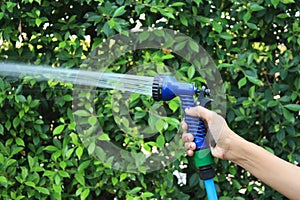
{"left": 0, "top": 0, "right": 299, "bottom": 199}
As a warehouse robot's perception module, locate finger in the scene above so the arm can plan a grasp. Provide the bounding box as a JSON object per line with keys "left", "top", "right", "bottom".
{"left": 181, "top": 121, "right": 188, "bottom": 131}
{"left": 182, "top": 133, "right": 194, "bottom": 143}
{"left": 186, "top": 149, "right": 194, "bottom": 157}
{"left": 185, "top": 106, "right": 213, "bottom": 122}
{"left": 184, "top": 142, "right": 196, "bottom": 150}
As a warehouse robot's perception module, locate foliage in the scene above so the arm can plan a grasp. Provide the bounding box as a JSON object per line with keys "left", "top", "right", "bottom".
{"left": 0, "top": 0, "right": 299, "bottom": 199}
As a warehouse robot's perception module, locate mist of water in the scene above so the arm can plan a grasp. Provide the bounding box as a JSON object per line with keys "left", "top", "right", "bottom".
{"left": 0, "top": 63, "right": 154, "bottom": 96}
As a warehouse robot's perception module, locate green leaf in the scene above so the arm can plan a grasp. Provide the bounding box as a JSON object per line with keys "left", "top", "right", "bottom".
{"left": 193, "top": 0, "right": 202, "bottom": 6}
{"left": 25, "top": 181, "right": 36, "bottom": 188}
{"left": 198, "top": 16, "right": 211, "bottom": 24}
{"left": 6, "top": 159, "right": 17, "bottom": 167}
{"left": 160, "top": 9, "right": 175, "bottom": 19}
{"left": 98, "top": 133, "right": 110, "bottom": 141}
{"left": 156, "top": 134, "right": 165, "bottom": 148}
{"left": 187, "top": 66, "right": 195, "bottom": 78}
{"left": 232, "top": 179, "right": 242, "bottom": 189}
{"left": 21, "top": 167, "right": 28, "bottom": 179}
{"left": 65, "top": 148, "right": 75, "bottom": 159}
{"left": 155, "top": 119, "right": 165, "bottom": 133}
{"left": 188, "top": 40, "right": 199, "bottom": 52}
{"left": 53, "top": 125, "right": 65, "bottom": 135}
{"left": 88, "top": 116, "right": 98, "bottom": 126}
{"left": 28, "top": 155, "right": 34, "bottom": 170}
{"left": 60, "top": 161, "right": 67, "bottom": 170}
{"left": 113, "top": 6, "right": 126, "bottom": 17}
{"left": 0, "top": 13, "right": 4, "bottom": 20}
{"left": 264, "top": 146, "right": 275, "bottom": 154}
{"left": 271, "top": 0, "right": 280, "bottom": 8}
{"left": 238, "top": 77, "right": 247, "bottom": 88}
{"left": 219, "top": 32, "right": 233, "bottom": 40}
{"left": 129, "top": 187, "right": 142, "bottom": 195}
{"left": 6, "top": 2, "right": 17, "bottom": 12}
{"left": 75, "top": 173, "right": 85, "bottom": 186}
{"left": 63, "top": 95, "right": 73, "bottom": 101}
{"left": 249, "top": 3, "right": 265, "bottom": 12}
{"left": 0, "top": 124, "right": 3, "bottom": 135}
{"left": 247, "top": 76, "right": 262, "bottom": 86}
{"left": 0, "top": 176, "right": 8, "bottom": 188}
{"left": 43, "top": 170, "right": 55, "bottom": 177}
{"left": 267, "top": 100, "right": 278, "bottom": 107}
{"left": 120, "top": 173, "right": 127, "bottom": 182}
{"left": 219, "top": 197, "right": 231, "bottom": 200}
{"left": 243, "top": 12, "right": 251, "bottom": 22}
{"left": 212, "top": 21, "right": 222, "bottom": 33}
{"left": 283, "top": 108, "right": 295, "bottom": 123}
{"left": 76, "top": 187, "right": 83, "bottom": 196}
{"left": 277, "top": 13, "right": 289, "bottom": 19}
{"left": 169, "top": 99, "right": 179, "bottom": 112}
{"left": 13, "top": 117, "right": 20, "bottom": 128}
{"left": 141, "top": 192, "right": 154, "bottom": 198}
{"left": 179, "top": 14, "right": 188, "bottom": 26}
{"left": 248, "top": 86, "right": 255, "bottom": 99}
{"left": 36, "top": 187, "right": 50, "bottom": 195}
{"left": 73, "top": 110, "right": 91, "bottom": 117}
{"left": 80, "top": 188, "right": 90, "bottom": 200}
{"left": 174, "top": 41, "right": 187, "bottom": 51}
{"left": 88, "top": 142, "right": 95, "bottom": 154}
{"left": 44, "top": 145, "right": 59, "bottom": 151}
{"left": 58, "top": 170, "right": 70, "bottom": 178}
{"left": 11, "top": 147, "right": 23, "bottom": 156}
{"left": 189, "top": 173, "right": 199, "bottom": 187}
{"left": 76, "top": 146, "right": 83, "bottom": 159}
{"left": 78, "top": 160, "right": 91, "bottom": 172}
{"left": 276, "top": 129, "right": 285, "bottom": 142}
{"left": 246, "top": 23, "right": 258, "bottom": 30}
{"left": 280, "top": 0, "right": 295, "bottom": 4}
{"left": 138, "top": 31, "right": 150, "bottom": 43}
{"left": 35, "top": 18, "right": 43, "bottom": 26}
{"left": 171, "top": 2, "right": 185, "bottom": 7}
{"left": 247, "top": 53, "right": 254, "bottom": 66}
{"left": 54, "top": 174, "right": 61, "bottom": 185}
{"left": 5, "top": 120, "right": 11, "bottom": 130}
{"left": 112, "top": 177, "right": 118, "bottom": 185}
{"left": 284, "top": 104, "right": 300, "bottom": 111}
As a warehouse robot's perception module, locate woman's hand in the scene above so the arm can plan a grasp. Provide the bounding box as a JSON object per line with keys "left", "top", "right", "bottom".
{"left": 181, "top": 106, "right": 300, "bottom": 200}
{"left": 181, "top": 106, "right": 239, "bottom": 160}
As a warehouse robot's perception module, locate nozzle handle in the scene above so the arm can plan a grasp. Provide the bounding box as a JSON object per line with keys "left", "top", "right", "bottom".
{"left": 180, "top": 94, "right": 217, "bottom": 199}
{"left": 180, "top": 95, "right": 208, "bottom": 150}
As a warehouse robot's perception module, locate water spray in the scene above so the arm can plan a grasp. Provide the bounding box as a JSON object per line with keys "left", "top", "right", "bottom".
{"left": 152, "top": 74, "right": 218, "bottom": 200}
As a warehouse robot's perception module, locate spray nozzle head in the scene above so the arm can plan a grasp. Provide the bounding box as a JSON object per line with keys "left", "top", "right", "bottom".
{"left": 152, "top": 74, "right": 212, "bottom": 108}
{"left": 152, "top": 74, "right": 198, "bottom": 101}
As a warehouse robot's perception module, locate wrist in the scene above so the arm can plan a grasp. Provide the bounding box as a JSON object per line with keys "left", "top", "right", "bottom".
{"left": 223, "top": 130, "right": 248, "bottom": 163}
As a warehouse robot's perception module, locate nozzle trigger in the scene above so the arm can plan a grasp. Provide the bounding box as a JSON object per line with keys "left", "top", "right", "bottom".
{"left": 197, "top": 86, "right": 213, "bottom": 107}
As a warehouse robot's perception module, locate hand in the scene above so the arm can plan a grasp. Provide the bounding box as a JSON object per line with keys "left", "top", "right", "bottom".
{"left": 182, "top": 107, "right": 300, "bottom": 200}
{"left": 181, "top": 106, "right": 237, "bottom": 160}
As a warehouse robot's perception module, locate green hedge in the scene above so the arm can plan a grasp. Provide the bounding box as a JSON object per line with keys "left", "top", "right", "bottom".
{"left": 0, "top": 0, "right": 299, "bottom": 199}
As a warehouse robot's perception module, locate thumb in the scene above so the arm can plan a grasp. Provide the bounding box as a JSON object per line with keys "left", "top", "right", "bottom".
{"left": 185, "top": 106, "right": 212, "bottom": 122}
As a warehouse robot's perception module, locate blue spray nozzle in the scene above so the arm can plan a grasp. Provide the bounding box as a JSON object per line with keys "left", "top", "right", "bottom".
{"left": 152, "top": 74, "right": 198, "bottom": 101}
{"left": 152, "top": 74, "right": 209, "bottom": 150}
{"left": 152, "top": 74, "right": 218, "bottom": 199}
